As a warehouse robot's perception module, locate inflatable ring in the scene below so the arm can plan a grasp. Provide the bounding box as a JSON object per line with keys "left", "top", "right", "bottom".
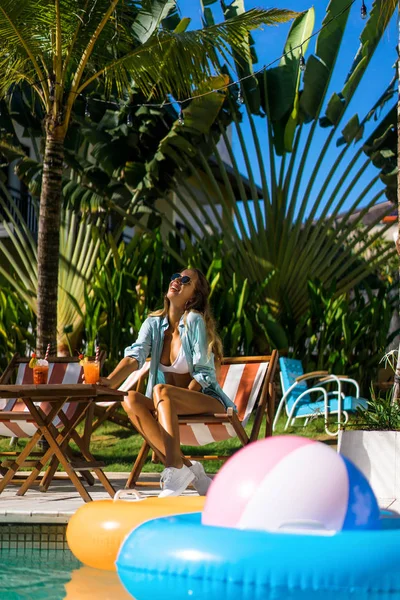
{"left": 67, "top": 492, "right": 205, "bottom": 571}
{"left": 117, "top": 512, "right": 400, "bottom": 600}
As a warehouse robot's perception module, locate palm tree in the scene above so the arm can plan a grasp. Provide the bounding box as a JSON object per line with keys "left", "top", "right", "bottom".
{"left": 0, "top": 0, "right": 297, "bottom": 355}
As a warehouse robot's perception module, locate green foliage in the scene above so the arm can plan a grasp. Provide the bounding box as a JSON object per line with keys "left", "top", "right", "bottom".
{"left": 290, "top": 276, "right": 398, "bottom": 392}
{"left": 79, "top": 218, "right": 183, "bottom": 368}
{"left": 206, "top": 258, "right": 288, "bottom": 355}
{"left": 151, "top": 0, "right": 396, "bottom": 327}
{"left": 0, "top": 0, "right": 297, "bottom": 105}
{"left": 0, "top": 280, "right": 35, "bottom": 370}
{"left": 352, "top": 389, "right": 400, "bottom": 431}
{"left": 60, "top": 76, "right": 235, "bottom": 214}
{"left": 76, "top": 222, "right": 396, "bottom": 396}
{"left": 0, "top": 182, "right": 107, "bottom": 353}
{"left": 349, "top": 350, "right": 399, "bottom": 431}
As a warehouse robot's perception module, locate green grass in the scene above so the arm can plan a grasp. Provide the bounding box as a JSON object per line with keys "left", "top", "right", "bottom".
{"left": 0, "top": 411, "right": 341, "bottom": 475}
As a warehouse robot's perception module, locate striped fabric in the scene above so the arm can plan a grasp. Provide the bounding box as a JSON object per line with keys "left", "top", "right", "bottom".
{"left": 98, "top": 360, "right": 269, "bottom": 447}
{"left": 179, "top": 361, "right": 268, "bottom": 446}
{"left": 0, "top": 362, "right": 82, "bottom": 438}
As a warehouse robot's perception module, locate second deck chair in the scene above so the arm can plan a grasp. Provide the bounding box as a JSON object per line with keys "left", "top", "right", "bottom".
{"left": 126, "top": 351, "right": 278, "bottom": 488}
{"left": 0, "top": 353, "right": 105, "bottom": 491}
{"left": 273, "top": 357, "right": 368, "bottom": 437}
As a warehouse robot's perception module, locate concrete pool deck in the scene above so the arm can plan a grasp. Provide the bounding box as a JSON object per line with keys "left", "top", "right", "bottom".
{"left": 2, "top": 471, "right": 399, "bottom": 525}
{"left": 0, "top": 472, "right": 201, "bottom": 523}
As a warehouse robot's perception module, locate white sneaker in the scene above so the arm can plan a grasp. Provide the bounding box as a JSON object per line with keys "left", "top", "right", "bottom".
{"left": 189, "top": 461, "right": 213, "bottom": 496}
{"left": 159, "top": 465, "right": 195, "bottom": 497}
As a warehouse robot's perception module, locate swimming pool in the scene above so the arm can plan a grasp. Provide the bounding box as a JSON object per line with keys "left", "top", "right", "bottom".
{"left": 0, "top": 523, "right": 131, "bottom": 600}
{"left": 0, "top": 549, "right": 131, "bottom": 599}
{"left": 2, "top": 523, "right": 400, "bottom": 600}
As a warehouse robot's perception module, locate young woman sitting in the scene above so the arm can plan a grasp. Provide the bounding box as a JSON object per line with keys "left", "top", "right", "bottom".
{"left": 100, "top": 268, "right": 235, "bottom": 497}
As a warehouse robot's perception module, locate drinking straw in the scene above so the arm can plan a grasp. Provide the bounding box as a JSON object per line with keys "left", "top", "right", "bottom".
{"left": 44, "top": 343, "right": 51, "bottom": 361}
{"left": 95, "top": 344, "right": 100, "bottom": 364}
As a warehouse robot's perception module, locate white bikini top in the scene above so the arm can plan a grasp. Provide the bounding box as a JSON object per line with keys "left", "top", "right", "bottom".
{"left": 159, "top": 346, "right": 189, "bottom": 374}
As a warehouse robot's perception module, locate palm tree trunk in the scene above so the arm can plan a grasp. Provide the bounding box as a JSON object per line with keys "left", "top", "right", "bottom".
{"left": 393, "top": 15, "right": 400, "bottom": 403}
{"left": 36, "top": 126, "right": 64, "bottom": 356}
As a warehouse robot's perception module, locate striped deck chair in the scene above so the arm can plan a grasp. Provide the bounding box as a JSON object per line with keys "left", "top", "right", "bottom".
{"left": 0, "top": 354, "right": 101, "bottom": 489}
{"left": 126, "top": 352, "right": 278, "bottom": 489}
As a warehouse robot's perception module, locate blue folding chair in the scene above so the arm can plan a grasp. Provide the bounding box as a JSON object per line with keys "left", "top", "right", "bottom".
{"left": 273, "top": 358, "right": 368, "bottom": 437}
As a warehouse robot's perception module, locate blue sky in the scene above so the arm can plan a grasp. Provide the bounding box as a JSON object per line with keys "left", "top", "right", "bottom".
{"left": 177, "top": 0, "right": 397, "bottom": 221}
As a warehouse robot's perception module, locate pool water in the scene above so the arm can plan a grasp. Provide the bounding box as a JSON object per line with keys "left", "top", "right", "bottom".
{"left": 2, "top": 549, "right": 400, "bottom": 600}
{"left": 0, "top": 550, "right": 131, "bottom": 599}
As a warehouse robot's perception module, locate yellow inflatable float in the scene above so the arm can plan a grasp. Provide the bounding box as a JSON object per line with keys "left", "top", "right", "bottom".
{"left": 66, "top": 491, "right": 205, "bottom": 571}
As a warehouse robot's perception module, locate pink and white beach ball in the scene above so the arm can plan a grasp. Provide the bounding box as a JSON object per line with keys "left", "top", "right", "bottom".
{"left": 202, "top": 436, "right": 380, "bottom": 534}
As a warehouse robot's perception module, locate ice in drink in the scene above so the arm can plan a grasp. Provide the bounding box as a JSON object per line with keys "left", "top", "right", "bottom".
{"left": 33, "top": 359, "right": 49, "bottom": 384}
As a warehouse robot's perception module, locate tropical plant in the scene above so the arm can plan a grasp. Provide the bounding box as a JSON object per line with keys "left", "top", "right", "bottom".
{"left": 51, "top": 210, "right": 394, "bottom": 388}
{"left": 0, "top": 72, "right": 238, "bottom": 350}
{"left": 352, "top": 350, "right": 399, "bottom": 429}
{"left": 76, "top": 216, "right": 184, "bottom": 367}
{"left": 0, "top": 0, "right": 296, "bottom": 355}
{"left": 153, "top": 0, "right": 396, "bottom": 326}
{"left": 204, "top": 257, "right": 288, "bottom": 356}
{"left": 351, "top": 389, "right": 400, "bottom": 430}
{"left": 0, "top": 181, "right": 107, "bottom": 353}
{"left": 0, "top": 278, "right": 35, "bottom": 370}
{"left": 290, "top": 275, "right": 399, "bottom": 392}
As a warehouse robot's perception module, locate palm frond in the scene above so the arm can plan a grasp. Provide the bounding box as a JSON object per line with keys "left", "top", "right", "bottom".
{"left": 0, "top": 183, "right": 107, "bottom": 351}
{"left": 149, "top": 0, "right": 396, "bottom": 325}
{"left": 78, "top": 8, "right": 298, "bottom": 97}
{"left": 0, "top": 0, "right": 50, "bottom": 103}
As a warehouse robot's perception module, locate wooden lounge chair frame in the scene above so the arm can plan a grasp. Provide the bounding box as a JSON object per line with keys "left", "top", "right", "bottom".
{"left": 126, "top": 351, "right": 278, "bottom": 489}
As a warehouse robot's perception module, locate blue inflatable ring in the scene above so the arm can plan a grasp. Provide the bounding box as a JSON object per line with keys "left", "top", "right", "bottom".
{"left": 117, "top": 512, "right": 400, "bottom": 600}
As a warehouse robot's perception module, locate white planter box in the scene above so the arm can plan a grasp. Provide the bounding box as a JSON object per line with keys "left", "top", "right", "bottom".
{"left": 338, "top": 430, "right": 399, "bottom": 509}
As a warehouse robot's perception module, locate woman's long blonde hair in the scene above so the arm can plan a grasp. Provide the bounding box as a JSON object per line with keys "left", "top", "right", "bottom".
{"left": 149, "top": 268, "right": 223, "bottom": 363}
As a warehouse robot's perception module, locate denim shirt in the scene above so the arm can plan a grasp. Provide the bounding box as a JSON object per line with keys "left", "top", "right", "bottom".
{"left": 124, "top": 312, "right": 235, "bottom": 411}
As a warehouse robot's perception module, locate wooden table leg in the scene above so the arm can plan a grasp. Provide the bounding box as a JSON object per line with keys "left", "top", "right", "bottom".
{"left": 19, "top": 400, "right": 82, "bottom": 494}
{"left": 0, "top": 401, "right": 63, "bottom": 494}
{"left": 63, "top": 400, "right": 117, "bottom": 497}
{"left": 18, "top": 400, "right": 92, "bottom": 502}
{"left": 38, "top": 399, "right": 116, "bottom": 499}
{"left": 67, "top": 430, "right": 117, "bottom": 498}
{"left": 40, "top": 404, "right": 95, "bottom": 492}
{"left": 82, "top": 402, "right": 94, "bottom": 452}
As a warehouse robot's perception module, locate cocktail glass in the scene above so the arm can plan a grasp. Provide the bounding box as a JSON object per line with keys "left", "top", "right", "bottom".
{"left": 83, "top": 358, "right": 100, "bottom": 384}
{"left": 33, "top": 359, "right": 49, "bottom": 384}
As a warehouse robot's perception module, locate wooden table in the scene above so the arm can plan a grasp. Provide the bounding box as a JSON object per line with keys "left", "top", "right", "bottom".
{"left": 0, "top": 384, "right": 125, "bottom": 502}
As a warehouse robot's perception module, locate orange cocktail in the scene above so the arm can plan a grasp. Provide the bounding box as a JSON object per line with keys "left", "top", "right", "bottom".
{"left": 33, "top": 361, "right": 49, "bottom": 384}
{"left": 83, "top": 359, "right": 100, "bottom": 384}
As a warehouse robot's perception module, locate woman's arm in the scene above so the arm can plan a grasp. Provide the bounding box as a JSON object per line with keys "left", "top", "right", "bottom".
{"left": 100, "top": 318, "right": 153, "bottom": 388}
{"left": 188, "top": 313, "right": 216, "bottom": 390}
{"left": 99, "top": 356, "right": 138, "bottom": 388}
{"left": 188, "top": 378, "right": 202, "bottom": 392}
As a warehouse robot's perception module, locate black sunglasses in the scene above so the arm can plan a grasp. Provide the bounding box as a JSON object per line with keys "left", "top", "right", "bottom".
{"left": 171, "top": 273, "right": 191, "bottom": 285}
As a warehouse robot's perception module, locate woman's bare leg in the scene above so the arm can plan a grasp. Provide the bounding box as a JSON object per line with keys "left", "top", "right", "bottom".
{"left": 123, "top": 391, "right": 167, "bottom": 462}
{"left": 153, "top": 384, "right": 223, "bottom": 469}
